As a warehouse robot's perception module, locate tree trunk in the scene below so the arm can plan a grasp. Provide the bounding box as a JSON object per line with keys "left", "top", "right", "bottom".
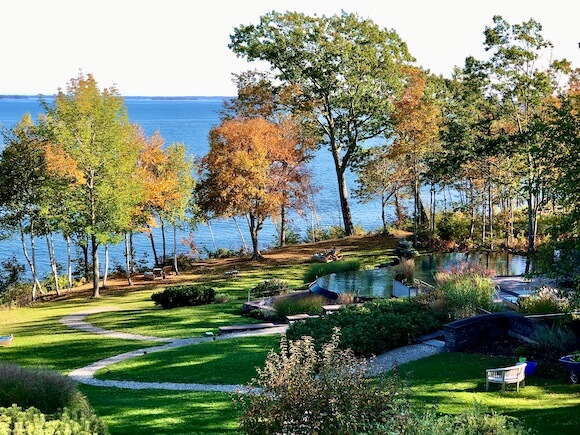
{"left": 207, "top": 220, "right": 217, "bottom": 251}
{"left": 19, "top": 222, "right": 42, "bottom": 300}
{"left": 233, "top": 217, "right": 248, "bottom": 252}
{"left": 46, "top": 232, "right": 60, "bottom": 296}
{"left": 381, "top": 193, "right": 387, "bottom": 233}
{"left": 147, "top": 225, "right": 159, "bottom": 266}
{"left": 488, "top": 182, "right": 493, "bottom": 250}
{"left": 66, "top": 235, "right": 72, "bottom": 292}
{"left": 161, "top": 218, "right": 167, "bottom": 263}
{"left": 173, "top": 223, "right": 179, "bottom": 275}
{"left": 336, "top": 167, "right": 355, "bottom": 236}
{"left": 103, "top": 244, "right": 109, "bottom": 288}
{"left": 125, "top": 233, "right": 133, "bottom": 286}
{"left": 129, "top": 231, "right": 136, "bottom": 273}
{"left": 91, "top": 234, "right": 100, "bottom": 298}
{"left": 279, "top": 205, "right": 286, "bottom": 247}
{"left": 248, "top": 213, "right": 263, "bottom": 260}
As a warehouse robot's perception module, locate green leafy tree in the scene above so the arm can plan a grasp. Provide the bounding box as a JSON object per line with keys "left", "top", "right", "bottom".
{"left": 230, "top": 11, "right": 413, "bottom": 235}
{"left": 44, "top": 73, "right": 142, "bottom": 297}
{"left": 0, "top": 115, "right": 47, "bottom": 298}
{"left": 482, "top": 15, "right": 571, "bottom": 254}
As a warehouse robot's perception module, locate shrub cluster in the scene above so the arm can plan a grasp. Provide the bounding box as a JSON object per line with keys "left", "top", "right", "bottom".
{"left": 151, "top": 284, "right": 216, "bottom": 309}
{"left": 303, "top": 260, "right": 361, "bottom": 283}
{"left": 0, "top": 405, "right": 108, "bottom": 435}
{"left": 286, "top": 298, "right": 441, "bottom": 357}
{"left": 234, "top": 331, "right": 416, "bottom": 435}
{"left": 433, "top": 263, "right": 497, "bottom": 319}
{"left": 250, "top": 278, "right": 289, "bottom": 299}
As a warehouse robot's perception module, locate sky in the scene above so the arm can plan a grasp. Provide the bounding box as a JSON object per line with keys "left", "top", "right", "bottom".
{"left": 1, "top": 0, "right": 578, "bottom": 96}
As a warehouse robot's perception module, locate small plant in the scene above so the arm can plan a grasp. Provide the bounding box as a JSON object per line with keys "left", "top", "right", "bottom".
{"left": 518, "top": 286, "right": 570, "bottom": 315}
{"left": 393, "top": 258, "right": 416, "bottom": 285}
{"left": 213, "top": 292, "right": 230, "bottom": 303}
{"left": 568, "top": 350, "right": 580, "bottom": 362}
{"left": 336, "top": 292, "right": 356, "bottom": 305}
{"left": 250, "top": 278, "right": 289, "bottom": 299}
{"left": 274, "top": 294, "right": 327, "bottom": 318}
{"left": 395, "top": 239, "right": 418, "bottom": 260}
{"left": 151, "top": 284, "right": 216, "bottom": 309}
{"left": 532, "top": 324, "right": 576, "bottom": 355}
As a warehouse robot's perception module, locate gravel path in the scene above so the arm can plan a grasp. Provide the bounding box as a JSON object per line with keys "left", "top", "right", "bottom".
{"left": 63, "top": 307, "right": 443, "bottom": 392}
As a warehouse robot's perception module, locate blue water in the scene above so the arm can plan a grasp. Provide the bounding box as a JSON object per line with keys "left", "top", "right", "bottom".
{"left": 0, "top": 96, "right": 387, "bottom": 277}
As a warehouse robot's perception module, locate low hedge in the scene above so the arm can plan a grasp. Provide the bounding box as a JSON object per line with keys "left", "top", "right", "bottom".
{"left": 151, "top": 284, "right": 216, "bottom": 309}
{"left": 286, "top": 298, "right": 442, "bottom": 357}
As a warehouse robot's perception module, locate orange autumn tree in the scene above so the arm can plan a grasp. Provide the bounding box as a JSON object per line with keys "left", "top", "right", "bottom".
{"left": 198, "top": 117, "right": 300, "bottom": 259}
{"left": 390, "top": 66, "right": 441, "bottom": 246}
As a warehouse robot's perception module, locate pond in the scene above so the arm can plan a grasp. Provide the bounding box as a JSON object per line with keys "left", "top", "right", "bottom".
{"left": 414, "top": 252, "right": 530, "bottom": 284}
{"left": 312, "top": 251, "right": 529, "bottom": 299}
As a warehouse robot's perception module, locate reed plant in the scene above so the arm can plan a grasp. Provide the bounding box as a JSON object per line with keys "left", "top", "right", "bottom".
{"left": 303, "top": 260, "right": 361, "bottom": 283}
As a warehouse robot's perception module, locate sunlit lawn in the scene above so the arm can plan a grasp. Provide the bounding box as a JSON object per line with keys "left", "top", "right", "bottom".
{"left": 398, "top": 353, "right": 580, "bottom": 435}
{"left": 95, "top": 334, "right": 281, "bottom": 385}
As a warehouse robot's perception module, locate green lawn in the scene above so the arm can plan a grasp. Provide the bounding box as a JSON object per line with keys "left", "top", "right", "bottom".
{"left": 95, "top": 334, "right": 281, "bottom": 385}
{"left": 398, "top": 353, "right": 580, "bottom": 435}
{"left": 1, "top": 235, "right": 578, "bottom": 434}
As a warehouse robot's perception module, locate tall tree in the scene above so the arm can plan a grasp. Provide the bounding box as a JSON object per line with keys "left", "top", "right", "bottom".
{"left": 44, "top": 73, "right": 141, "bottom": 297}
{"left": 389, "top": 67, "right": 441, "bottom": 246}
{"left": 198, "top": 117, "right": 302, "bottom": 259}
{"left": 230, "top": 11, "right": 413, "bottom": 235}
{"left": 223, "top": 70, "right": 315, "bottom": 247}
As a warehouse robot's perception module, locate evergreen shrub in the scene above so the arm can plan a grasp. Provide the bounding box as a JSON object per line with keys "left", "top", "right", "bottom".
{"left": 286, "top": 298, "right": 441, "bottom": 357}
{"left": 151, "top": 284, "right": 216, "bottom": 309}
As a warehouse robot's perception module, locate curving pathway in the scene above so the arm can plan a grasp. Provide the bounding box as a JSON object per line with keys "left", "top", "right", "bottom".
{"left": 62, "top": 307, "right": 443, "bottom": 392}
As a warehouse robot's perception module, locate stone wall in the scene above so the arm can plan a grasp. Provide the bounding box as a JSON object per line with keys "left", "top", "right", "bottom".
{"left": 444, "top": 312, "right": 536, "bottom": 351}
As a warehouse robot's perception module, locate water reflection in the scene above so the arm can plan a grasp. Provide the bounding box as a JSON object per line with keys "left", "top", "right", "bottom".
{"left": 315, "top": 269, "right": 393, "bottom": 299}
{"left": 314, "top": 252, "right": 530, "bottom": 298}
{"left": 414, "top": 252, "right": 530, "bottom": 284}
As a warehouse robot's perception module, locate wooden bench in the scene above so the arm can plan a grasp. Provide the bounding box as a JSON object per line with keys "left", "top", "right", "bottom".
{"left": 486, "top": 363, "right": 526, "bottom": 392}
{"left": 218, "top": 323, "right": 279, "bottom": 334}
{"left": 322, "top": 304, "right": 342, "bottom": 315}
{"left": 0, "top": 334, "right": 13, "bottom": 347}
{"left": 286, "top": 314, "right": 320, "bottom": 323}
{"left": 224, "top": 270, "right": 239, "bottom": 279}
{"left": 144, "top": 268, "right": 164, "bottom": 280}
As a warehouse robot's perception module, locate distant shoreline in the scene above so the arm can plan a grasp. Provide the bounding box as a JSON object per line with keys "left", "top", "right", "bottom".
{"left": 0, "top": 95, "right": 233, "bottom": 100}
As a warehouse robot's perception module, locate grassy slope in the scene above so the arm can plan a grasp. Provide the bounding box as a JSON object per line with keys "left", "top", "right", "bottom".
{"left": 2, "top": 233, "right": 577, "bottom": 434}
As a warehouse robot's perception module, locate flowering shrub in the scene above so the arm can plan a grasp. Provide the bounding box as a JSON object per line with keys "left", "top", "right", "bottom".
{"left": 518, "top": 286, "right": 570, "bottom": 314}
{"left": 234, "top": 330, "right": 415, "bottom": 434}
